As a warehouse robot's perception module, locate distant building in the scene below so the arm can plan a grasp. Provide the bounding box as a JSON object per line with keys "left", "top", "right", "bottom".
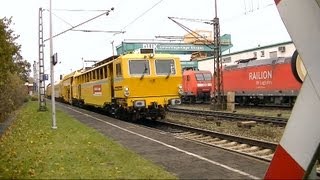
{"left": 24, "top": 82, "right": 34, "bottom": 95}
{"left": 197, "top": 41, "right": 295, "bottom": 73}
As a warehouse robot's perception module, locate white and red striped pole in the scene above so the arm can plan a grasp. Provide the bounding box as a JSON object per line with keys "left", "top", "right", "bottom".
{"left": 265, "top": 0, "right": 320, "bottom": 179}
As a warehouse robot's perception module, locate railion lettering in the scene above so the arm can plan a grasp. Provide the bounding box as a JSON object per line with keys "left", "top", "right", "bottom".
{"left": 249, "top": 70, "right": 272, "bottom": 80}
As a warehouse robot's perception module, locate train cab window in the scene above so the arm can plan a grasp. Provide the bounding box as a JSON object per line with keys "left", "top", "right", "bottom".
{"left": 155, "top": 59, "right": 175, "bottom": 75}
{"left": 129, "top": 60, "right": 150, "bottom": 75}
{"left": 203, "top": 73, "right": 212, "bottom": 80}
{"left": 195, "top": 73, "right": 205, "bottom": 81}
{"left": 116, "top": 63, "right": 122, "bottom": 77}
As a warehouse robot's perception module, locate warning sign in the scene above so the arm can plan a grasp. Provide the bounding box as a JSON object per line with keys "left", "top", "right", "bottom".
{"left": 93, "top": 85, "right": 102, "bottom": 96}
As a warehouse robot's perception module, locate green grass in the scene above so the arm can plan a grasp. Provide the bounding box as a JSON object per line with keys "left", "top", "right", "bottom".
{"left": 0, "top": 101, "right": 177, "bottom": 179}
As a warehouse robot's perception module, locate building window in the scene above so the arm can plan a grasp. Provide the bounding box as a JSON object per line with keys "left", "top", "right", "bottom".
{"left": 253, "top": 52, "right": 257, "bottom": 58}
{"left": 261, "top": 50, "right": 265, "bottom": 57}
{"left": 222, "top": 57, "right": 231, "bottom": 63}
{"left": 269, "top": 51, "right": 277, "bottom": 58}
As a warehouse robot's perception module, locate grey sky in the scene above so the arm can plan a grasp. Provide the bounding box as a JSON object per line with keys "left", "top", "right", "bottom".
{"left": 0, "top": 0, "right": 291, "bottom": 80}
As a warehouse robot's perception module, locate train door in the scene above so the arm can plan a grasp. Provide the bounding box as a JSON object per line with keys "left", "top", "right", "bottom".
{"left": 78, "top": 85, "right": 81, "bottom": 100}
{"left": 185, "top": 75, "right": 191, "bottom": 92}
{"left": 69, "top": 78, "right": 73, "bottom": 103}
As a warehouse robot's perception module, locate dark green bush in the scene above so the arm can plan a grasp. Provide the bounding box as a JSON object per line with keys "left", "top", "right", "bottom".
{"left": 30, "top": 96, "right": 38, "bottom": 101}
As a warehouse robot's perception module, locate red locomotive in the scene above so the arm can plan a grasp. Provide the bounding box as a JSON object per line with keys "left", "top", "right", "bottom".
{"left": 181, "top": 70, "right": 212, "bottom": 103}
{"left": 221, "top": 56, "right": 302, "bottom": 106}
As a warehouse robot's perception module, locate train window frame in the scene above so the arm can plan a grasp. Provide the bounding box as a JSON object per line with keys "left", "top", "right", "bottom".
{"left": 155, "top": 59, "right": 176, "bottom": 75}
{"left": 104, "top": 66, "right": 108, "bottom": 78}
{"left": 93, "top": 71, "right": 96, "bottom": 80}
{"left": 98, "top": 69, "right": 101, "bottom": 80}
{"left": 116, "top": 63, "right": 122, "bottom": 77}
{"left": 128, "top": 59, "right": 150, "bottom": 76}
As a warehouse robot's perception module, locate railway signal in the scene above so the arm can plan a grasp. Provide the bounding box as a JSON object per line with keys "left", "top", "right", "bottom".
{"left": 265, "top": 0, "right": 320, "bottom": 178}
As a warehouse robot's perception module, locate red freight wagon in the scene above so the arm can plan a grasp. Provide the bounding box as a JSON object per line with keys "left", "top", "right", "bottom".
{"left": 221, "top": 57, "right": 302, "bottom": 106}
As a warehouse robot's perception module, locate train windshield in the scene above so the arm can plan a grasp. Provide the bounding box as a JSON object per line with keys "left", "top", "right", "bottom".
{"left": 129, "top": 60, "right": 150, "bottom": 75}
{"left": 195, "top": 73, "right": 212, "bottom": 81}
{"left": 155, "top": 59, "right": 175, "bottom": 75}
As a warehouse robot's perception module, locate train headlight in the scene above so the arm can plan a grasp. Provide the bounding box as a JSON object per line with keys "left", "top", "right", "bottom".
{"left": 178, "top": 84, "right": 183, "bottom": 95}
{"left": 134, "top": 100, "right": 145, "bottom": 108}
{"left": 124, "top": 87, "right": 130, "bottom": 97}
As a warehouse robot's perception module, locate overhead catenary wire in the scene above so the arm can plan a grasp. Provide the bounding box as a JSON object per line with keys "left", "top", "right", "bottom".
{"left": 72, "top": 29, "right": 125, "bottom": 34}
{"left": 45, "top": 9, "right": 124, "bottom": 36}
{"left": 168, "top": 17, "right": 214, "bottom": 50}
{"left": 121, "top": 0, "right": 164, "bottom": 31}
{"left": 44, "top": 7, "right": 115, "bottom": 42}
{"left": 52, "top": 9, "right": 109, "bottom": 12}
{"left": 45, "top": 9, "right": 74, "bottom": 28}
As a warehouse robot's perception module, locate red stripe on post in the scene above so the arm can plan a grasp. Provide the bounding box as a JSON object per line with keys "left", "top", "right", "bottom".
{"left": 274, "top": 0, "right": 281, "bottom": 5}
{"left": 265, "top": 145, "right": 305, "bottom": 179}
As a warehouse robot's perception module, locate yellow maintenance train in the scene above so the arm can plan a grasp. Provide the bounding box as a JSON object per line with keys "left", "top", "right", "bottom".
{"left": 46, "top": 50, "right": 183, "bottom": 121}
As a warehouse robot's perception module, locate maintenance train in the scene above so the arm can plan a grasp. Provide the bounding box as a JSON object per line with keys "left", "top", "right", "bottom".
{"left": 46, "top": 50, "right": 183, "bottom": 121}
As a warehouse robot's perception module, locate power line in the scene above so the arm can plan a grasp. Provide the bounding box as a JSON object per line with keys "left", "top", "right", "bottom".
{"left": 72, "top": 29, "right": 125, "bottom": 34}
{"left": 121, "top": 0, "right": 164, "bottom": 31}
{"left": 52, "top": 9, "right": 109, "bottom": 12}
{"left": 45, "top": 9, "right": 74, "bottom": 28}
{"left": 44, "top": 7, "right": 114, "bottom": 42}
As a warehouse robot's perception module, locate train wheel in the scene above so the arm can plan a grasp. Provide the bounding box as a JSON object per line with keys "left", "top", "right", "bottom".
{"left": 160, "top": 108, "right": 166, "bottom": 119}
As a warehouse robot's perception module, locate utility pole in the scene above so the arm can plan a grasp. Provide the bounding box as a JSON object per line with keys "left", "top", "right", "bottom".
{"left": 38, "top": 8, "right": 47, "bottom": 111}
{"left": 42, "top": 5, "right": 114, "bottom": 129}
{"left": 50, "top": 0, "right": 57, "bottom": 129}
{"left": 212, "top": 0, "right": 225, "bottom": 110}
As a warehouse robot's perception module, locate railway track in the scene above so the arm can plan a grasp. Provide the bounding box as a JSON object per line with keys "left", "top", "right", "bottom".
{"left": 140, "top": 120, "right": 277, "bottom": 162}
{"left": 141, "top": 120, "right": 320, "bottom": 175}
{"left": 167, "top": 106, "right": 288, "bottom": 127}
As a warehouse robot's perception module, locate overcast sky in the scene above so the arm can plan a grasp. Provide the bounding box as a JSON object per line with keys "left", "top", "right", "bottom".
{"left": 0, "top": 0, "right": 291, "bottom": 81}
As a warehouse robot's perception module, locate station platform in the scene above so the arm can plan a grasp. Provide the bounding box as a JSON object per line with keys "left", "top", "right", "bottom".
{"left": 57, "top": 103, "right": 269, "bottom": 179}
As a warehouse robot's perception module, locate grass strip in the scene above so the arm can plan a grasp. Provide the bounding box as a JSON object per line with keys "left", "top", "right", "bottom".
{"left": 0, "top": 101, "right": 176, "bottom": 179}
